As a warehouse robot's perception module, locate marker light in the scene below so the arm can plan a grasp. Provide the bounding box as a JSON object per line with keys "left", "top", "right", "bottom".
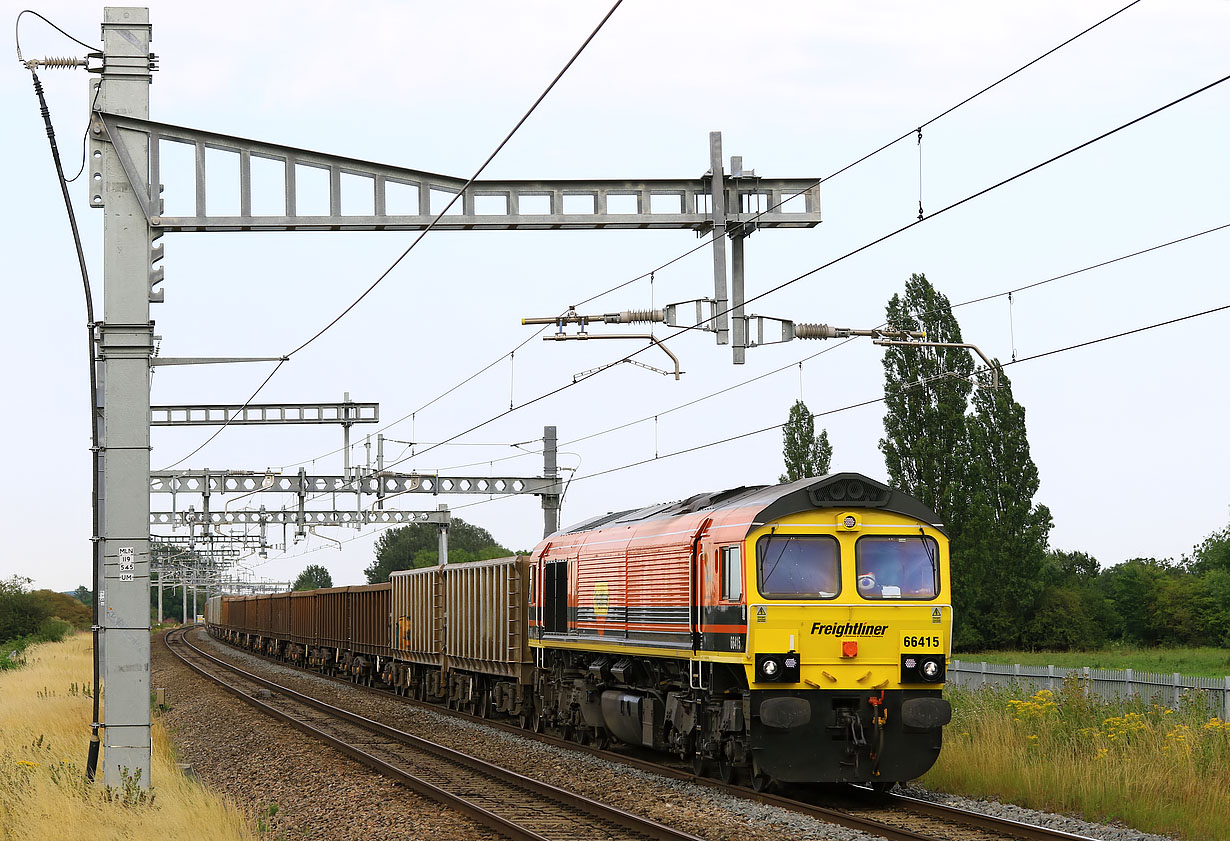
{"left": 841, "top": 641, "right": 858, "bottom": 658}
{"left": 921, "top": 659, "right": 941, "bottom": 680}
{"left": 761, "top": 658, "right": 780, "bottom": 677}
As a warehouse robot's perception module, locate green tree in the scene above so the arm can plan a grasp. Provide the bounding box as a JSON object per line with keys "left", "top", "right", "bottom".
{"left": 72, "top": 585, "right": 93, "bottom": 607}
{"left": 879, "top": 273, "right": 974, "bottom": 521}
{"left": 1040, "top": 550, "right": 1100, "bottom": 588}
{"left": 1098, "top": 558, "right": 1171, "bottom": 645}
{"left": 31, "top": 590, "right": 91, "bottom": 630}
{"left": 365, "top": 517, "right": 512, "bottom": 583}
{"left": 1024, "top": 586, "right": 1104, "bottom": 650}
{"left": 1187, "top": 522, "right": 1230, "bottom": 574}
{"left": 880, "top": 275, "right": 1054, "bottom": 650}
{"left": 1036, "top": 550, "right": 1118, "bottom": 649}
{"left": 960, "top": 364, "right": 1053, "bottom": 648}
{"left": 0, "top": 576, "right": 49, "bottom": 642}
{"left": 779, "top": 399, "right": 833, "bottom": 482}
{"left": 293, "top": 564, "right": 334, "bottom": 591}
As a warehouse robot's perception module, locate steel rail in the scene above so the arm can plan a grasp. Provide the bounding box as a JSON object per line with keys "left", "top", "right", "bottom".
{"left": 194, "top": 629, "right": 950, "bottom": 841}
{"left": 883, "top": 791, "right": 1098, "bottom": 841}
{"left": 197, "top": 626, "right": 1101, "bottom": 841}
{"left": 165, "top": 628, "right": 701, "bottom": 841}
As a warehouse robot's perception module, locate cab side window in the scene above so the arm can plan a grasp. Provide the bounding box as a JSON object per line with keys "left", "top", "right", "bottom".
{"left": 720, "top": 545, "right": 742, "bottom": 601}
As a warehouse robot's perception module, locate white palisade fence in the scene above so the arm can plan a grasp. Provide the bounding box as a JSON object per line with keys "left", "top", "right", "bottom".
{"left": 947, "top": 660, "right": 1230, "bottom": 719}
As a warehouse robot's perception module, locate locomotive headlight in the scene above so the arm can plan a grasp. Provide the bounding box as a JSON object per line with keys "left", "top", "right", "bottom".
{"left": 756, "top": 653, "right": 800, "bottom": 683}
{"left": 900, "top": 653, "right": 945, "bottom": 683}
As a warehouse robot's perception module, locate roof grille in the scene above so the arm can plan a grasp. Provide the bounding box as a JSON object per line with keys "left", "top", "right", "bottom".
{"left": 807, "top": 477, "right": 888, "bottom": 507}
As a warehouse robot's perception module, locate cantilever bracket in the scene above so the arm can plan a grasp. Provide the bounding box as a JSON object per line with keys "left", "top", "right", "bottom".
{"left": 545, "top": 332, "right": 682, "bottom": 380}
{"left": 873, "top": 339, "right": 1000, "bottom": 389}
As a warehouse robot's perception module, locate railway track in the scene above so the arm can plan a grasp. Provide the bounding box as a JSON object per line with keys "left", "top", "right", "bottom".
{"left": 165, "top": 628, "right": 701, "bottom": 841}
{"left": 184, "top": 627, "right": 1102, "bottom": 841}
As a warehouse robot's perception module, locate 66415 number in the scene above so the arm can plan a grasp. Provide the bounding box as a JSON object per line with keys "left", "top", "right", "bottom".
{"left": 901, "top": 634, "right": 941, "bottom": 649}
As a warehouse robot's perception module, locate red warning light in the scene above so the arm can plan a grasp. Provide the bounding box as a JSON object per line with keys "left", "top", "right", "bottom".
{"left": 841, "top": 640, "right": 858, "bottom": 658}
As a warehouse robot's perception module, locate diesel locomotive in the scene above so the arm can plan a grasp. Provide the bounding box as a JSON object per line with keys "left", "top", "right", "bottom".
{"left": 207, "top": 472, "right": 953, "bottom": 790}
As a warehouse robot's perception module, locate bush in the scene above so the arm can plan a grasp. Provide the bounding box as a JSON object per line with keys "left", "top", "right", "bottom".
{"left": 30, "top": 590, "right": 91, "bottom": 630}
{"left": 35, "top": 617, "right": 73, "bottom": 644}
{"left": 0, "top": 577, "right": 49, "bottom": 643}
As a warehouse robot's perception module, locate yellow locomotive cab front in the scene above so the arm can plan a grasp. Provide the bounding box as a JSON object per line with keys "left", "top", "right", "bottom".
{"left": 741, "top": 508, "right": 953, "bottom": 783}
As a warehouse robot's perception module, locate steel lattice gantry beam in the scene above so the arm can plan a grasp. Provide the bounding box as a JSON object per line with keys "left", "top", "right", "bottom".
{"left": 149, "top": 401, "right": 378, "bottom": 426}
{"left": 94, "top": 111, "right": 821, "bottom": 362}
{"left": 150, "top": 508, "right": 451, "bottom": 527}
{"left": 94, "top": 112, "right": 821, "bottom": 234}
{"left": 149, "top": 470, "right": 557, "bottom": 496}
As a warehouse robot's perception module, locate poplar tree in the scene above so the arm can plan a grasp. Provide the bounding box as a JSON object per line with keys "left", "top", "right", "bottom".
{"left": 880, "top": 274, "right": 1053, "bottom": 649}
{"left": 780, "top": 399, "right": 833, "bottom": 482}
{"left": 879, "top": 273, "right": 973, "bottom": 523}
{"left": 960, "top": 364, "right": 1053, "bottom": 647}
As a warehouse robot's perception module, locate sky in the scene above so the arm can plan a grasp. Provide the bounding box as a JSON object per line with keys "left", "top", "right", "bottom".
{"left": 3, "top": 1, "right": 1228, "bottom": 593}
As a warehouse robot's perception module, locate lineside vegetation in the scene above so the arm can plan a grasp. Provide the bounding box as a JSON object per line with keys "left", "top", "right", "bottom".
{"left": 0, "top": 633, "right": 254, "bottom": 841}
{"left": 922, "top": 681, "right": 1230, "bottom": 840}
{"left": 957, "top": 647, "right": 1230, "bottom": 678}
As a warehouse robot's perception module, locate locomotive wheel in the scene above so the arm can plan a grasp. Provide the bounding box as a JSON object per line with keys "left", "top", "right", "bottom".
{"left": 594, "top": 731, "right": 611, "bottom": 750}
{"left": 717, "top": 754, "right": 737, "bottom": 785}
{"left": 572, "top": 727, "right": 590, "bottom": 746}
{"left": 750, "top": 758, "right": 773, "bottom": 793}
{"left": 869, "top": 781, "right": 895, "bottom": 794}
{"left": 518, "top": 711, "right": 531, "bottom": 730}
{"left": 684, "top": 734, "right": 707, "bottom": 777}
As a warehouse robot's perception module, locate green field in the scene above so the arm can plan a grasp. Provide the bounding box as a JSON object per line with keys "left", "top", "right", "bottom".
{"left": 957, "top": 647, "right": 1230, "bottom": 678}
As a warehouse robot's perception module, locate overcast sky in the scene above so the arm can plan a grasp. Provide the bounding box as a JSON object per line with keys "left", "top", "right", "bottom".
{"left": 4, "top": 1, "right": 1228, "bottom": 593}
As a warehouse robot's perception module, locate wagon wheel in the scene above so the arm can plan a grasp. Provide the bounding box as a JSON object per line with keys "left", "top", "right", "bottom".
{"left": 572, "top": 726, "right": 590, "bottom": 746}
{"left": 478, "top": 691, "right": 491, "bottom": 719}
{"left": 717, "top": 753, "right": 737, "bottom": 785}
{"left": 594, "top": 730, "right": 611, "bottom": 751}
{"left": 532, "top": 711, "right": 545, "bottom": 733}
{"left": 869, "top": 780, "right": 895, "bottom": 794}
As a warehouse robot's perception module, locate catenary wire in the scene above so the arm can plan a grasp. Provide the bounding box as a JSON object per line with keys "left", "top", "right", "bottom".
{"left": 539, "top": 221, "right": 1230, "bottom": 454}
{"left": 566, "top": 303, "right": 1230, "bottom": 485}
{"left": 376, "top": 73, "right": 1230, "bottom": 475}
{"left": 259, "top": 1, "right": 1143, "bottom": 473}
{"left": 158, "top": 0, "right": 624, "bottom": 470}
{"left": 257, "top": 300, "right": 1230, "bottom": 566}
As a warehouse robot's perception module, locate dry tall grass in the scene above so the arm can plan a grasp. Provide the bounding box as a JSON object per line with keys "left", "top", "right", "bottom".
{"left": 0, "top": 632, "right": 255, "bottom": 841}
{"left": 923, "top": 681, "right": 1230, "bottom": 840}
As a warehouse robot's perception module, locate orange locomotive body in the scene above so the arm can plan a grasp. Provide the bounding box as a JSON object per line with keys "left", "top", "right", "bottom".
{"left": 529, "top": 473, "right": 954, "bottom": 787}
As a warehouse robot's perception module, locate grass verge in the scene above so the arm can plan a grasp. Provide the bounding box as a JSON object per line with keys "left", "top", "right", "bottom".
{"left": 923, "top": 680, "right": 1230, "bottom": 840}
{"left": 0, "top": 632, "right": 256, "bottom": 841}
{"left": 958, "top": 647, "right": 1230, "bottom": 677}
